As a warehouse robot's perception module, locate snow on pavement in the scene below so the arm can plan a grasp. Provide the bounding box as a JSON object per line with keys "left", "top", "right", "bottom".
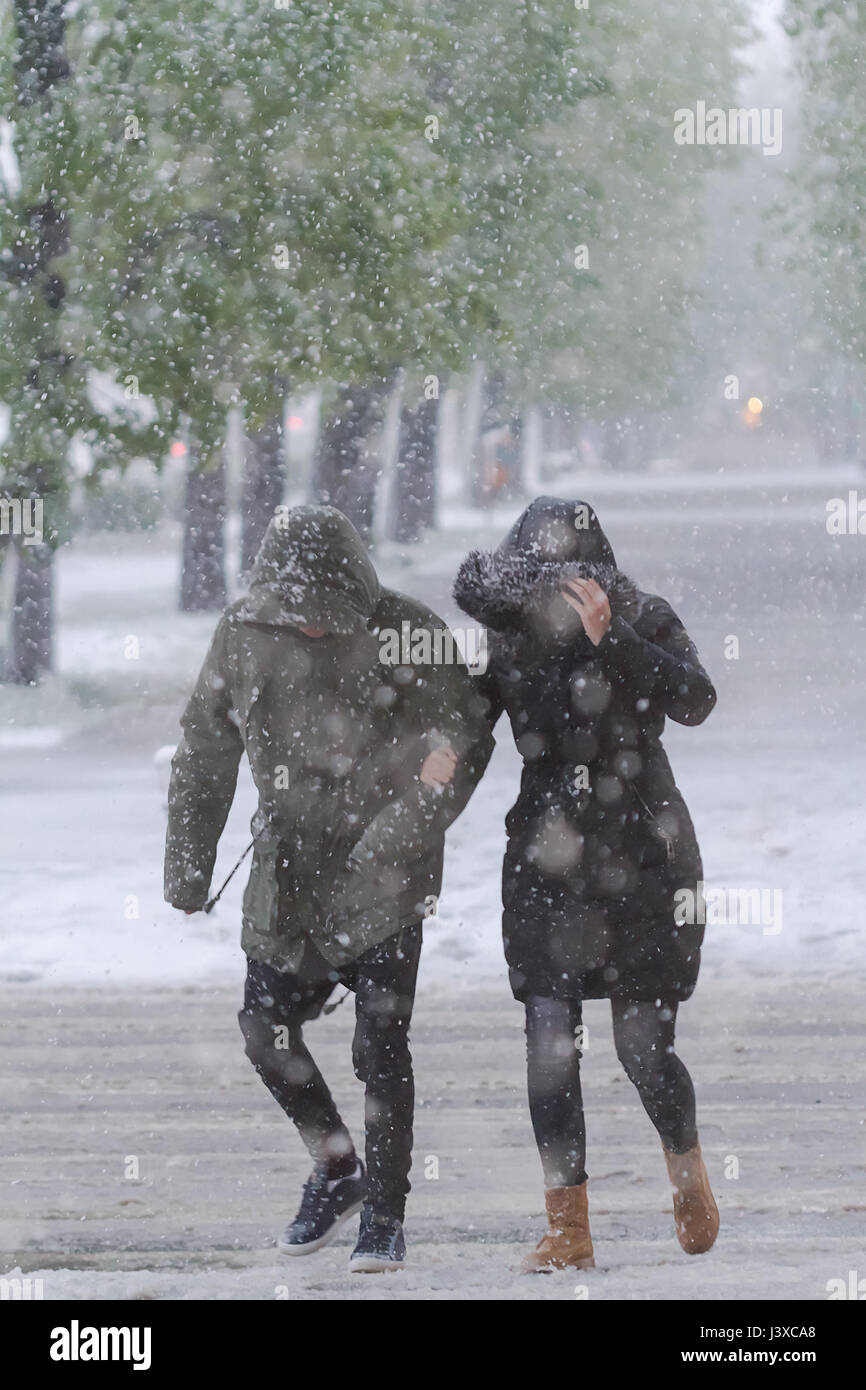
{"left": 2, "top": 974, "right": 864, "bottom": 1300}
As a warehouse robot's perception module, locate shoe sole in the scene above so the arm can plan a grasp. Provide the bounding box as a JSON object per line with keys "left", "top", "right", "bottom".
{"left": 522, "top": 1256, "right": 596, "bottom": 1274}
{"left": 348, "top": 1256, "right": 405, "bottom": 1274}
{"left": 277, "top": 1199, "right": 364, "bottom": 1257}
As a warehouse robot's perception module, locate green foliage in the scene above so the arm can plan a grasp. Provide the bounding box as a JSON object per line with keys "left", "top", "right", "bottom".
{"left": 61, "top": 1, "right": 622, "bottom": 442}
{"left": 516, "top": 0, "right": 752, "bottom": 413}
{"left": 2, "top": 0, "right": 751, "bottom": 487}
{"left": 63, "top": 1, "right": 464, "bottom": 443}
{"left": 783, "top": 0, "right": 866, "bottom": 370}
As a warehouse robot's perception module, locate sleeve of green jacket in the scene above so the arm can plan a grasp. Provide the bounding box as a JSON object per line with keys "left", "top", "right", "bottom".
{"left": 164, "top": 614, "right": 243, "bottom": 911}
{"left": 345, "top": 643, "right": 495, "bottom": 875}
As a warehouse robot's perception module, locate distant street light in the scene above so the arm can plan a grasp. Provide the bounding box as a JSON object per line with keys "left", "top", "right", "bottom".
{"left": 743, "top": 396, "right": 765, "bottom": 430}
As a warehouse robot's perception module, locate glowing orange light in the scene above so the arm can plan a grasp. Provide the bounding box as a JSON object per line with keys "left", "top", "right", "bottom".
{"left": 747, "top": 397, "right": 764, "bottom": 414}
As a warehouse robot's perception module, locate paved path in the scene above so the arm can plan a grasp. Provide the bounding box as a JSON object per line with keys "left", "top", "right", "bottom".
{"left": 2, "top": 971, "right": 863, "bottom": 1300}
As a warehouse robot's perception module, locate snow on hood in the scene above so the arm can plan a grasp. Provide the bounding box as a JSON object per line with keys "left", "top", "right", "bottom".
{"left": 236, "top": 504, "right": 380, "bottom": 635}
{"left": 497, "top": 495, "right": 618, "bottom": 569}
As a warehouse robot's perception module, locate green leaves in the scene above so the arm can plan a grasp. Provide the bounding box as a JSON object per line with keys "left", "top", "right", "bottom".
{"left": 784, "top": 0, "right": 866, "bottom": 369}
{"left": 1, "top": 0, "right": 751, "bottom": 483}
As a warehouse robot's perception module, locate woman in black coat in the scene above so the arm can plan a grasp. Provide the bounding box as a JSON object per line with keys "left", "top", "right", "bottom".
{"left": 454, "top": 496, "right": 720, "bottom": 1270}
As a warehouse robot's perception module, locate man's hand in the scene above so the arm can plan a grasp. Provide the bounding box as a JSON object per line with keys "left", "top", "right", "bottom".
{"left": 420, "top": 745, "right": 458, "bottom": 787}
{"left": 561, "top": 577, "right": 612, "bottom": 646}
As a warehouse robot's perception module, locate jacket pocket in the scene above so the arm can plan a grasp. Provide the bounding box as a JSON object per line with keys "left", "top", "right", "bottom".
{"left": 322, "top": 859, "right": 382, "bottom": 930}
{"left": 241, "top": 810, "right": 281, "bottom": 938}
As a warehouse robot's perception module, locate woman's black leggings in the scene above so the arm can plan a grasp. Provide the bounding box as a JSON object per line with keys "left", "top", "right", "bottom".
{"left": 524, "top": 996, "right": 698, "bottom": 1188}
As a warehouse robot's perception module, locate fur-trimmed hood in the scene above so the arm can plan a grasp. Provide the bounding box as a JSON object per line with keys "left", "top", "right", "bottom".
{"left": 454, "top": 496, "right": 642, "bottom": 645}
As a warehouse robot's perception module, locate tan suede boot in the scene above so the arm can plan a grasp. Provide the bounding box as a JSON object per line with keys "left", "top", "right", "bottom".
{"left": 522, "top": 1182, "right": 596, "bottom": 1273}
{"left": 664, "top": 1142, "right": 720, "bottom": 1254}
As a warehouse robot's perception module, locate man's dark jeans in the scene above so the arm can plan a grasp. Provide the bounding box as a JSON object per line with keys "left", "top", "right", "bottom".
{"left": 238, "top": 925, "right": 422, "bottom": 1221}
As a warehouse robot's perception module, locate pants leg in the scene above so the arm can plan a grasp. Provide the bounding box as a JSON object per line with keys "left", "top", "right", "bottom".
{"left": 238, "top": 949, "right": 356, "bottom": 1171}
{"left": 348, "top": 924, "right": 422, "bottom": 1221}
{"left": 610, "top": 999, "right": 698, "bottom": 1154}
{"left": 524, "top": 996, "right": 588, "bottom": 1188}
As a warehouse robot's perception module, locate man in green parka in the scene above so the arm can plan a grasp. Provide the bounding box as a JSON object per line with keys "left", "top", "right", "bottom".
{"left": 164, "top": 505, "right": 493, "bottom": 1271}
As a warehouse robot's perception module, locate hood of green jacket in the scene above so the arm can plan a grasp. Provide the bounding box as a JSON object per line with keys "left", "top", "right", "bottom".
{"left": 235, "top": 504, "right": 380, "bottom": 635}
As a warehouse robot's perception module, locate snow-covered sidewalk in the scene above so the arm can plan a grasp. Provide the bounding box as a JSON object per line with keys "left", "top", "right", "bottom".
{"left": 2, "top": 970, "right": 863, "bottom": 1300}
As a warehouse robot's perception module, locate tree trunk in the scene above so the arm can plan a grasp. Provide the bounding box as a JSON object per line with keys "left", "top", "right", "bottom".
{"left": 10, "top": 539, "right": 54, "bottom": 684}
{"left": 4, "top": 0, "right": 72, "bottom": 683}
{"left": 390, "top": 396, "right": 439, "bottom": 542}
{"left": 463, "top": 362, "right": 486, "bottom": 504}
{"left": 180, "top": 451, "right": 227, "bottom": 612}
{"left": 471, "top": 369, "right": 509, "bottom": 506}
{"left": 313, "top": 386, "right": 383, "bottom": 539}
{"left": 522, "top": 405, "right": 544, "bottom": 496}
{"left": 241, "top": 414, "right": 284, "bottom": 574}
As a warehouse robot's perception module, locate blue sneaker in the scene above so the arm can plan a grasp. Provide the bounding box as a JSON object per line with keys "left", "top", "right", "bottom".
{"left": 278, "top": 1160, "right": 364, "bottom": 1256}
{"left": 349, "top": 1206, "right": 406, "bottom": 1273}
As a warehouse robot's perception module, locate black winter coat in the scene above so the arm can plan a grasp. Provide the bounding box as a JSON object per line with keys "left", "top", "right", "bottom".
{"left": 454, "top": 497, "right": 716, "bottom": 1003}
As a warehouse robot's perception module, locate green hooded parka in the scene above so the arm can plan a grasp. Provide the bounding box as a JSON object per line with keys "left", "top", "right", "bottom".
{"left": 164, "top": 505, "right": 494, "bottom": 971}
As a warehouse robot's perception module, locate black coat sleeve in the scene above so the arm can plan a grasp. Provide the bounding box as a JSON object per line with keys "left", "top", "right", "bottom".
{"left": 594, "top": 599, "right": 716, "bottom": 726}
{"left": 474, "top": 663, "right": 506, "bottom": 729}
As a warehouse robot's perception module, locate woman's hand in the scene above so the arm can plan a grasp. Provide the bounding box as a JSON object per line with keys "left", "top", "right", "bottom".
{"left": 561, "top": 577, "right": 612, "bottom": 646}
{"left": 420, "top": 745, "right": 458, "bottom": 787}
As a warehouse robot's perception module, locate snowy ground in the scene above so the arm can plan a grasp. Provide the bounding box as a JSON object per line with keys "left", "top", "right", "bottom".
{"left": 1, "top": 469, "right": 864, "bottom": 1298}
{"left": 2, "top": 972, "right": 864, "bottom": 1301}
